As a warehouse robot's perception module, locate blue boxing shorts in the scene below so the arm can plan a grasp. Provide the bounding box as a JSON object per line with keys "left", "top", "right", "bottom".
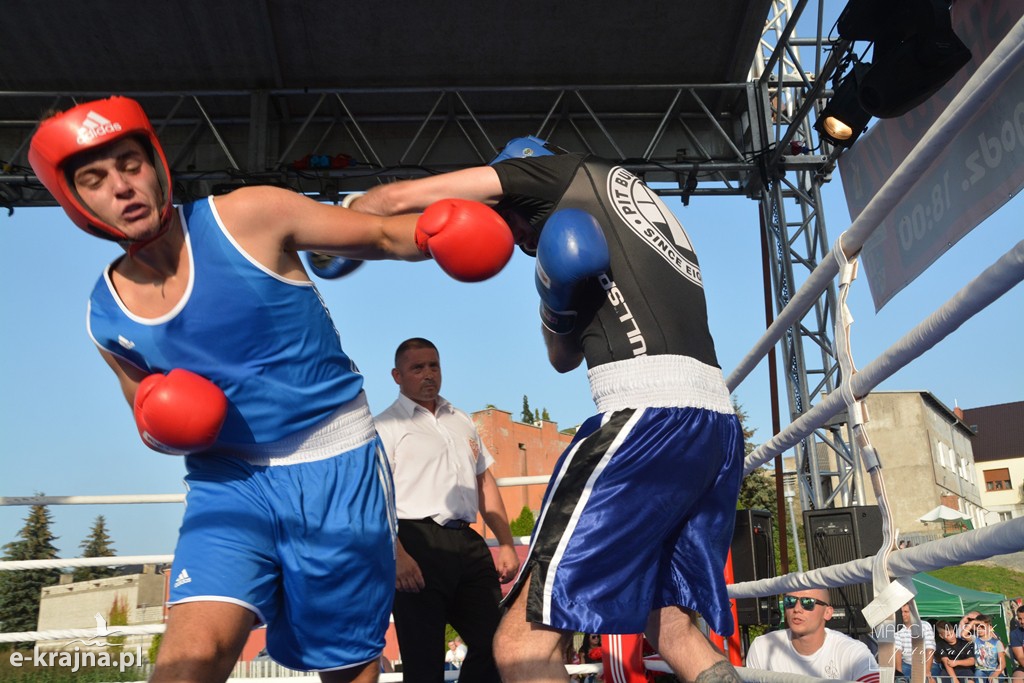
{"left": 504, "top": 355, "right": 743, "bottom": 636}
{"left": 167, "top": 402, "right": 396, "bottom": 672}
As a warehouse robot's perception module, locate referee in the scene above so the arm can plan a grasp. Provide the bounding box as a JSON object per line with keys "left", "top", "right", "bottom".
{"left": 375, "top": 337, "right": 519, "bottom": 683}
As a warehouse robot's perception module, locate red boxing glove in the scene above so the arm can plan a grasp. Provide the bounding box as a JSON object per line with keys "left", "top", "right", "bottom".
{"left": 134, "top": 369, "right": 228, "bottom": 455}
{"left": 415, "top": 199, "right": 514, "bottom": 282}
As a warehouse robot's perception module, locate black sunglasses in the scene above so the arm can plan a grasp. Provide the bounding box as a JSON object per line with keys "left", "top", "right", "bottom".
{"left": 783, "top": 595, "right": 830, "bottom": 610}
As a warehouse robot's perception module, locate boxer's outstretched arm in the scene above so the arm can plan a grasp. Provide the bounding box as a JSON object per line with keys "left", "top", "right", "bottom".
{"left": 353, "top": 167, "right": 504, "bottom": 216}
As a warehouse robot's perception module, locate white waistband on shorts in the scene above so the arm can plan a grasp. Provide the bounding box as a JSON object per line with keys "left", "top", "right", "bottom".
{"left": 587, "top": 356, "right": 733, "bottom": 414}
{"left": 218, "top": 391, "right": 376, "bottom": 466}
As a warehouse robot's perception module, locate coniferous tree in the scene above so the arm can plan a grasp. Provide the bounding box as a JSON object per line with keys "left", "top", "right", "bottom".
{"left": 541, "top": 408, "right": 551, "bottom": 422}
{"left": 735, "top": 399, "right": 773, "bottom": 509}
{"left": 521, "top": 395, "right": 534, "bottom": 424}
{"left": 732, "top": 399, "right": 801, "bottom": 576}
{"left": 74, "top": 515, "right": 117, "bottom": 582}
{"left": 0, "top": 501, "right": 61, "bottom": 638}
{"left": 509, "top": 506, "right": 536, "bottom": 537}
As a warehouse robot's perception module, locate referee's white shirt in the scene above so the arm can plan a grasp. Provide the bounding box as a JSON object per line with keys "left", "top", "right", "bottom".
{"left": 375, "top": 393, "right": 494, "bottom": 526}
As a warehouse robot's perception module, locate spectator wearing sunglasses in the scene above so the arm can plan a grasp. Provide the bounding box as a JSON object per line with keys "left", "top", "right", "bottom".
{"left": 745, "top": 589, "right": 880, "bottom": 682}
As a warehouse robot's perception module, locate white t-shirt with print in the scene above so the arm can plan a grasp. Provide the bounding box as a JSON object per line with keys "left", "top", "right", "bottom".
{"left": 746, "top": 628, "right": 880, "bottom": 682}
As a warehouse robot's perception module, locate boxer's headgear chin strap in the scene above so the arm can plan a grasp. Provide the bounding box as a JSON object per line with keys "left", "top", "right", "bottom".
{"left": 28, "top": 96, "right": 173, "bottom": 243}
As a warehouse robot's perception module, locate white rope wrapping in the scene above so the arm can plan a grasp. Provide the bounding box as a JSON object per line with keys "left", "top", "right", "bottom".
{"left": 0, "top": 543, "right": 540, "bottom": 572}
{"left": 0, "top": 477, "right": 548, "bottom": 509}
{"left": 0, "top": 624, "right": 165, "bottom": 643}
{"left": 0, "top": 494, "right": 185, "bottom": 506}
{"left": 0, "top": 555, "right": 173, "bottom": 571}
{"left": 830, "top": 233, "right": 900, "bottom": 683}
{"left": 727, "top": 16, "right": 1024, "bottom": 393}
{"left": 745, "top": 239, "right": 1024, "bottom": 475}
{"left": 728, "top": 516, "right": 1024, "bottom": 599}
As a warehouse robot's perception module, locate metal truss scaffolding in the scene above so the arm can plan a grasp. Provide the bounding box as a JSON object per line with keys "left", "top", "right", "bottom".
{"left": 0, "top": 0, "right": 860, "bottom": 513}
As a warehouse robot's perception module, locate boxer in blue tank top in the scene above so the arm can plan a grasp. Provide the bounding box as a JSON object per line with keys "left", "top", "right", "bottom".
{"left": 28, "top": 97, "right": 514, "bottom": 683}
{"left": 347, "top": 146, "right": 744, "bottom": 683}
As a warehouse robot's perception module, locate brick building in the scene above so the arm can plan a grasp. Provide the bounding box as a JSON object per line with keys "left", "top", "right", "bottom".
{"left": 471, "top": 407, "right": 576, "bottom": 527}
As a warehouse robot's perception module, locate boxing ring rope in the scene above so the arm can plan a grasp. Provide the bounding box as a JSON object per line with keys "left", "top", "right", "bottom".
{"left": 0, "top": 535, "right": 535, "bottom": 573}
{"left": 726, "top": 15, "right": 1024, "bottom": 393}
{"left": 717, "top": 19, "right": 1024, "bottom": 683}
{"left": 0, "top": 624, "right": 166, "bottom": 644}
{"left": 742, "top": 238, "right": 1024, "bottom": 475}
{"left": 728, "top": 516, "right": 1024, "bottom": 600}
{"left": 0, "top": 555, "right": 174, "bottom": 572}
{"left": 0, "top": 494, "right": 186, "bottom": 506}
{"left": 0, "top": 476, "right": 550, "bottom": 510}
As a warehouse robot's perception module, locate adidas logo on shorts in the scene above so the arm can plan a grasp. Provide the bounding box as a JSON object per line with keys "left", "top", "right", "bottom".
{"left": 173, "top": 569, "right": 192, "bottom": 588}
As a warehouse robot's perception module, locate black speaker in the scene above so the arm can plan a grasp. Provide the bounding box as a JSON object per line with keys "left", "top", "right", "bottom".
{"left": 803, "top": 505, "right": 883, "bottom": 635}
{"left": 732, "top": 509, "right": 778, "bottom": 626}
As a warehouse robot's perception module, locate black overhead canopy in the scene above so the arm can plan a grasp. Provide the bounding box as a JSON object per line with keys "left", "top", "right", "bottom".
{"left": 0, "top": 0, "right": 776, "bottom": 204}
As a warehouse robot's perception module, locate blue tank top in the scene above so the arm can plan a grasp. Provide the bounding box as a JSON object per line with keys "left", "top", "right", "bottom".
{"left": 87, "top": 197, "right": 364, "bottom": 445}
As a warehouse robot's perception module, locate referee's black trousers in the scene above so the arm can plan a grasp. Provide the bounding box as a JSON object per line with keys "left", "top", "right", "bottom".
{"left": 392, "top": 519, "right": 502, "bottom": 683}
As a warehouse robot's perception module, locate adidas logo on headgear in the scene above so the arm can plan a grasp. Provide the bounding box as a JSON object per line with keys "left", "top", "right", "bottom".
{"left": 76, "top": 111, "right": 122, "bottom": 145}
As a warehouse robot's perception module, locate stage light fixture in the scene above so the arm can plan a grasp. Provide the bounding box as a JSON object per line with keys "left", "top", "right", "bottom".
{"left": 814, "top": 65, "right": 872, "bottom": 149}
{"left": 835, "top": 0, "right": 971, "bottom": 119}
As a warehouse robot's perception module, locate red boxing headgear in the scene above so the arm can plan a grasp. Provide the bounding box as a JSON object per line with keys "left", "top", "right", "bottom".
{"left": 28, "top": 96, "right": 173, "bottom": 242}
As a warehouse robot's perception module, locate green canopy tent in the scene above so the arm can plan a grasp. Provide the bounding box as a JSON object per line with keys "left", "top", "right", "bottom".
{"left": 912, "top": 573, "right": 1009, "bottom": 641}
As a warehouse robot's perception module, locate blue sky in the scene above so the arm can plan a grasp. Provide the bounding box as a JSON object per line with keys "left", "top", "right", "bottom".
{"left": 2, "top": 1, "right": 1022, "bottom": 560}
{"left": 1, "top": 173, "right": 1020, "bottom": 559}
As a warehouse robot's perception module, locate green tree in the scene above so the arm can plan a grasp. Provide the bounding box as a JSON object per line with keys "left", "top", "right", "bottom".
{"left": 541, "top": 408, "right": 551, "bottom": 422}
{"left": 74, "top": 515, "right": 117, "bottom": 582}
{"left": 106, "top": 593, "right": 129, "bottom": 651}
{"left": 0, "top": 500, "right": 61, "bottom": 640}
{"left": 509, "top": 506, "right": 535, "bottom": 537}
{"left": 733, "top": 398, "right": 758, "bottom": 457}
{"left": 733, "top": 399, "right": 802, "bottom": 577}
{"left": 521, "top": 395, "right": 534, "bottom": 424}
{"left": 735, "top": 398, "right": 773, "bottom": 510}
{"left": 738, "top": 467, "right": 776, "bottom": 511}
{"left": 148, "top": 633, "right": 163, "bottom": 665}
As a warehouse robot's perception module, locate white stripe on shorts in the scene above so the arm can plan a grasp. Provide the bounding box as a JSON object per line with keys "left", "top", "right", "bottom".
{"left": 541, "top": 408, "right": 644, "bottom": 624}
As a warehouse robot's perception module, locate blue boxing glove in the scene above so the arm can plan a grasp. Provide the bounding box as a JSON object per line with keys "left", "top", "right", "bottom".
{"left": 303, "top": 251, "right": 364, "bottom": 279}
{"left": 304, "top": 192, "right": 366, "bottom": 280}
{"left": 535, "top": 209, "right": 610, "bottom": 335}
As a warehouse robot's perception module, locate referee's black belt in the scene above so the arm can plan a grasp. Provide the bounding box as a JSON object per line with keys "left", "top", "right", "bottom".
{"left": 407, "top": 517, "right": 470, "bottom": 530}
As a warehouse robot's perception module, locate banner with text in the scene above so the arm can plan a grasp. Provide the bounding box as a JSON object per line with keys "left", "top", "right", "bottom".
{"left": 837, "top": 0, "right": 1024, "bottom": 310}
